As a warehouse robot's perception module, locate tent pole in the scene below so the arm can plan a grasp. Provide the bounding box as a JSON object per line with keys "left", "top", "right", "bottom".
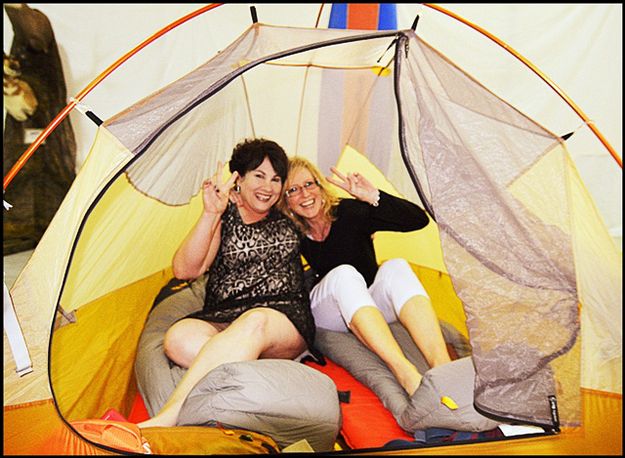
{"left": 3, "top": 3, "right": 224, "bottom": 191}
{"left": 422, "top": 3, "right": 622, "bottom": 169}
{"left": 5, "top": 3, "right": 619, "bottom": 192}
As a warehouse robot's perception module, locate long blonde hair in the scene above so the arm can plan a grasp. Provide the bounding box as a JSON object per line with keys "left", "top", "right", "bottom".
{"left": 279, "top": 156, "right": 340, "bottom": 234}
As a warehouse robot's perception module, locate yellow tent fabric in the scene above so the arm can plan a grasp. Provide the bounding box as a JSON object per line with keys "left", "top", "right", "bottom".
{"left": 3, "top": 401, "right": 280, "bottom": 455}
{"left": 394, "top": 389, "right": 622, "bottom": 456}
{"left": 4, "top": 21, "right": 621, "bottom": 455}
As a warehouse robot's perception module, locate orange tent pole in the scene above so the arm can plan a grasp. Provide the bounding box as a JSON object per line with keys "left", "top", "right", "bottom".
{"left": 422, "top": 3, "right": 622, "bottom": 169}
{"left": 5, "top": 2, "right": 620, "bottom": 192}
{"left": 3, "top": 3, "right": 224, "bottom": 191}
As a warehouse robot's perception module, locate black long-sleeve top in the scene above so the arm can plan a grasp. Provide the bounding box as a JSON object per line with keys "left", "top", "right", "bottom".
{"left": 301, "top": 190, "right": 430, "bottom": 287}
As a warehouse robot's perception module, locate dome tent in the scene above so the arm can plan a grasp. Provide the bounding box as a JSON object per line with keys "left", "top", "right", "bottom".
{"left": 4, "top": 4, "right": 621, "bottom": 455}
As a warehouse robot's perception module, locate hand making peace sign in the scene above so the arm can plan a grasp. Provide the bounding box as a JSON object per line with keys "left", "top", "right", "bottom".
{"left": 202, "top": 161, "right": 239, "bottom": 215}
{"left": 327, "top": 166, "right": 380, "bottom": 206}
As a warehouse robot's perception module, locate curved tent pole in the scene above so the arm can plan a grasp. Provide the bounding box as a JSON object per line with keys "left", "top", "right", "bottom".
{"left": 3, "top": 3, "right": 224, "bottom": 191}
{"left": 5, "top": 3, "right": 621, "bottom": 192}
{"left": 422, "top": 3, "right": 622, "bottom": 169}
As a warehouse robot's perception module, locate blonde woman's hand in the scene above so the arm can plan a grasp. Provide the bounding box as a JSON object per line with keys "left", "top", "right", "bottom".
{"left": 327, "top": 166, "right": 380, "bottom": 206}
{"left": 202, "top": 162, "right": 239, "bottom": 215}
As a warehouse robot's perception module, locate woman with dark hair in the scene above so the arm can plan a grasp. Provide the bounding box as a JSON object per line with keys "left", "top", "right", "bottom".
{"left": 139, "top": 139, "right": 315, "bottom": 428}
{"left": 281, "top": 157, "right": 451, "bottom": 396}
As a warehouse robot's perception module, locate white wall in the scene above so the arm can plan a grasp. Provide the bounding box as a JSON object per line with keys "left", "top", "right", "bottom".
{"left": 4, "top": 3, "right": 622, "bottom": 247}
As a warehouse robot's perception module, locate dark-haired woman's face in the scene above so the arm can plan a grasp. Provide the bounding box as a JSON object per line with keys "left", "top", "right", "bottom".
{"left": 238, "top": 157, "right": 283, "bottom": 216}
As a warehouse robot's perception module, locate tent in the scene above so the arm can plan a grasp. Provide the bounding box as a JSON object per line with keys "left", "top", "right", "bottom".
{"left": 4, "top": 4, "right": 622, "bottom": 455}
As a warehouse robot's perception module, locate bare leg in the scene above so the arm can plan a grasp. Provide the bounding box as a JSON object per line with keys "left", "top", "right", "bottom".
{"left": 163, "top": 318, "right": 221, "bottom": 369}
{"left": 138, "top": 308, "right": 305, "bottom": 428}
{"left": 399, "top": 295, "right": 451, "bottom": 368}
{"left": 349, "top": 306, "right": 422, "bottom": 396}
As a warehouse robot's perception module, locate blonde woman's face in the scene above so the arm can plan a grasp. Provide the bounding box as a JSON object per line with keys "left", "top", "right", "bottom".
{"left": 285, "top": 167, "right": 323, "bottom": 220}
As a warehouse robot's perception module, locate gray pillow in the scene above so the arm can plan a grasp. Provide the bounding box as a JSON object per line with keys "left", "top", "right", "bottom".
{"left": 400, "top": 357, "right": 500, "bottom": 432}
{"left": 135, "top": 278, "right": 341, "bottom": 452}
{"left": 178, "top": 359, "right": 341, "bottom": 452}
{"left": 315, "top": 321, "right": 499, "bottom": 433}
{"left": 135, "top": 277, "right": 206, "bottom": 415}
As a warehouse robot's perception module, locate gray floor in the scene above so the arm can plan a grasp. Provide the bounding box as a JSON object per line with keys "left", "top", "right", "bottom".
{"left": 3, "top": 249, "right": 33, "bottom": 289}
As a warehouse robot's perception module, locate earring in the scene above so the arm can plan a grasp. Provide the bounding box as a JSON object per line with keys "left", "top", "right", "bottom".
{"left": 235, "top": 184, "right": 241, "bottom": 193}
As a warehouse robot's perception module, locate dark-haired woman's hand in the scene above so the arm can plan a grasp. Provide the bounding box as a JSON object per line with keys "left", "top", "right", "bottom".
{"left": 202, "top": 162, "right": 239, "bottom": 215}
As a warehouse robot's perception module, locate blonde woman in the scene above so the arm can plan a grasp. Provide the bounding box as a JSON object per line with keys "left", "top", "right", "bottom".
{"left": 281, "top": 157, "right": 450, "bottom": 395}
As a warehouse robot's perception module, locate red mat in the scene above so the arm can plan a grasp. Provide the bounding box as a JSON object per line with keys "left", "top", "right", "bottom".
{"left": 125, "top": 358, "right": 411, "bottom": 449}
{"left": 304, "top": 357, "right": 412, "bottom": 449}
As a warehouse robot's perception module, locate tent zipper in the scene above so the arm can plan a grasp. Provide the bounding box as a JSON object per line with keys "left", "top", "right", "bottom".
{"left": 392, "top": 33, "right": 436, "bottom": 221}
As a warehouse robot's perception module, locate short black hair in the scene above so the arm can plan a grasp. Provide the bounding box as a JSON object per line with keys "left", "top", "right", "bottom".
{"left": 229, "top": 138, "right": 288, "bottom": 182}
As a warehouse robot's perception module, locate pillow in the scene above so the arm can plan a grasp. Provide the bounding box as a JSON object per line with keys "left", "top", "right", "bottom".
{"left": 315, "top": 324, "right": 408, "bottom": 418}
{"left": 135, "top": 277, "right": 341, "bottom": 452}
{"left": 314, "top": 321, "right": 499, "bottom": 433}
{"left": 400, "top": 357, "right": 500, "bottom": 432}
{"left": 178, "top": 359, "right": 341, "bottom": 452}
{"left": 135, "top": 278, "right": 205, "bottom": 415}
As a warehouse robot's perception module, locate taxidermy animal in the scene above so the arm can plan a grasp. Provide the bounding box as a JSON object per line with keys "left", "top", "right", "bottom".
{"left": 4, "top": 52, "right": 38, "bottom": 121}
{"left": 3, "top": 3, "right": 77, "bottom": 254}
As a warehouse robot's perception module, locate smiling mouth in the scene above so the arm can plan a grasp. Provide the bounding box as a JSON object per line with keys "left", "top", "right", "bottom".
{"left": 255, "top": 192, "right": 274, "bottom": 202}
{"left": 299, "top": 198, "right": 315, "bottom": 209}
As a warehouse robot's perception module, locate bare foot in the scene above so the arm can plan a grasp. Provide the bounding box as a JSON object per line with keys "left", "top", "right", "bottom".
{"left": 404, "top": 373, "right": 422, "bottom": 397}
{"left": 393, "top": 361, "right": 422, "bottom": 396}
{"left": 430, "top": 353, "right": 452, "bottom": 368}
{"left": 137, "top": 407, "right": 179, "bottom": 428}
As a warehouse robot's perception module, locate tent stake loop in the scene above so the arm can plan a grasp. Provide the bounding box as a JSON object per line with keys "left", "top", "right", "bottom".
{"left": 70, "top": 98, "right": 103, "bottom": 126}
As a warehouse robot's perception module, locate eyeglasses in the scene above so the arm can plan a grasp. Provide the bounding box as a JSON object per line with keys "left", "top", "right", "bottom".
{"left": 285, "top": 180, "right": 319, "bottom": 198}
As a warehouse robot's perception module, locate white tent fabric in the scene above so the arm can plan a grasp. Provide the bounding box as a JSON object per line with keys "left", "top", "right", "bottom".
{"left": 3, "top": 280, "right": 32, "bottom": 376}
{"left": 3, "top": 4, "right": 622, "bottom": 249}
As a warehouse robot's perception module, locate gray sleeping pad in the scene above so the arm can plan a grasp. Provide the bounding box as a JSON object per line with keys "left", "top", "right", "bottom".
{"left": 315, "top": 322, "right": 500, "bottom": 433}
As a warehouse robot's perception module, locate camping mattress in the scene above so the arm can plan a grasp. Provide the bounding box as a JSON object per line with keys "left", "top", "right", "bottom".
{"left": 305, "top": 323, "right": 501, "bottom": 449}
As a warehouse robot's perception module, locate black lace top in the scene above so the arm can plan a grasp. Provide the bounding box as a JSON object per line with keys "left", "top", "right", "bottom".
{"left": 186, "top": 203, "right": 316, "bottom": 350}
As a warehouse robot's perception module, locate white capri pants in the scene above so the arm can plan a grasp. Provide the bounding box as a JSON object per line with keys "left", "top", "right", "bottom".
{"left": 310, "top": 258, "right": 429, "bottom": 333}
